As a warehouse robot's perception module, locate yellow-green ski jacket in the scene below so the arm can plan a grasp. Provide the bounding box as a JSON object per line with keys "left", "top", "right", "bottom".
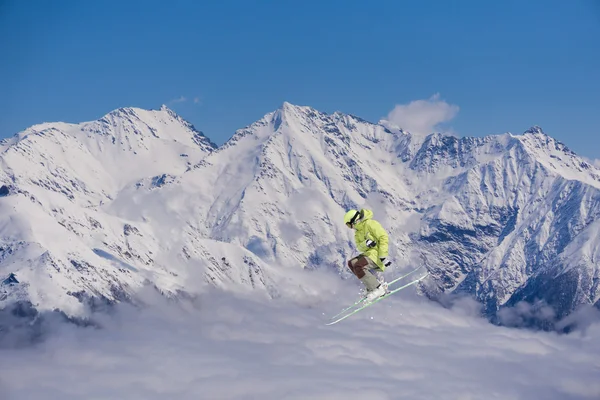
{"left": 353, "top": 209, "right": 389, "bottom": 270}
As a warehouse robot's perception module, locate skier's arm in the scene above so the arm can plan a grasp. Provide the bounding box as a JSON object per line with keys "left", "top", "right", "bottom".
{"left": 369, "top": 220, "right": 389, "bottom": 258}
{"left": 356, "top": 231, "right": 368, "bottom": 253}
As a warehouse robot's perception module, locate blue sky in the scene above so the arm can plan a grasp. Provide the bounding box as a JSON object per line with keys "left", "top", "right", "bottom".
{"left": 1, "top": 0, "right": 599, "bottom": 158}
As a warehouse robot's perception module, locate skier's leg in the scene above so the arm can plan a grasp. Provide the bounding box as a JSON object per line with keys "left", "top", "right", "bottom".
{"left": 370, "top": 267, "right": 389, "bottom": 293}
{"left": 348, "top": 255, "right": 380, "bottom": 291}
{"left": 370, "top": 268, "right": 384, "bottom": 284}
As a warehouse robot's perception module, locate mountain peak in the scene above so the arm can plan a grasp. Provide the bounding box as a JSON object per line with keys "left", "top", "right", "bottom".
{"left": 105, "top": 106, "right": 142, "bottom": 119}
{"left": 104, "top": 105, "right": 179, "bottom": 122}
{"left": 281, "top": 101, "right": 296, "bottom": 109}
{"left": 523, "top": 125, "right": 545, "bottom": 135}
{"left": 278, "top": 101, "right": 321, "bottom": 117}
{"left": 265, "top": 102, "right": 325, "bottom": 131}
{"left": 281, "top": 101, "right": 306, "bottom": 110}
{"left": 158, "top": 104, "right": 182, "bottom": 120}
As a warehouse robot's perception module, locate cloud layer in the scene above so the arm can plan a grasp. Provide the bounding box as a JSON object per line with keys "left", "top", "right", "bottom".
{"left": 169, "top": 95, "right": 201, "bottom": 105}
{"left": 1, "top": 268, "right": 599, "bottom": 400}
{"left": 385, "top": 93, "right": 459, "bottom": 135}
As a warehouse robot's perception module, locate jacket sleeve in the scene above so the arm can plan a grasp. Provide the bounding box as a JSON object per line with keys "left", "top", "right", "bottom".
{"left": 368, "top": 220, "right": 389, "bottom": 258}
{"left": 356, "top": 231, "right": 368, "bottom": 253}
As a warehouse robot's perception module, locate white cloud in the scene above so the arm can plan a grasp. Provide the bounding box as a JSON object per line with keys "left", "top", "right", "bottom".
{"left": 1, "top": 270, "right": 599, "bottom": 400}
{"left": 170, "top": 96, "right": 187, "bottom": 104}
{"left": 594, "top": 159, "right": 600, "bottom": 168}
{"left": 384, "top": 93, "right": 459, "bottom": 135}
{"left": 169, "top": 96, "right": 201, "bottom": 105}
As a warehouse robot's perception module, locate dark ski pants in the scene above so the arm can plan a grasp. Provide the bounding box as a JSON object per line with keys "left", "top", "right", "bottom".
{"left": 348, "top": 255, "right": 382, "bottom": 291}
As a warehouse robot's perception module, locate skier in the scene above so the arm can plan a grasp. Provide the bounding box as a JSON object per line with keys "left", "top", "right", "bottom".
{"left": 344, "top": 208, "right": 392, "bottom": 301}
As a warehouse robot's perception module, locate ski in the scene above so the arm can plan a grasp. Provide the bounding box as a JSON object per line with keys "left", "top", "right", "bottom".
{"left": 329, "top": 265, "right": 426, "bottom": 320}
{"left": 325, "top": 273, "right": 430, "bottom": 326}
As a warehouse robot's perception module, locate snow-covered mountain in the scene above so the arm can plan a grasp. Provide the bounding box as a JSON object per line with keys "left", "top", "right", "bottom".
{"left": 0, "top": 106, "right": 275, "bottom": 317}
{"left": 411, "top": 127, "right": 600, "bottom": 325}
{"left": 1, "top": 102, "right": 599, "bottom": 328}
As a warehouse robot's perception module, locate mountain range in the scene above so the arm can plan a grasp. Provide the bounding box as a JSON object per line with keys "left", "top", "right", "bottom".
{"left": 1, "top": 102, "right": 599, "bottom": 330}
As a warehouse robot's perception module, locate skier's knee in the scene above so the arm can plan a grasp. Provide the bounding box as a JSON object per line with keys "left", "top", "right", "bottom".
{"left": 347, "top": 260, "right": 355, "bottom": 273}
{"left": 354, "top": 256, "right": 369, "bottom": 268}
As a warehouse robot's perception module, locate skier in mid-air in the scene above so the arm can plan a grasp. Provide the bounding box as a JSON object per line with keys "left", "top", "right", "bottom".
{"left": 344, "top": 208, "right": 392, "bottom": 301}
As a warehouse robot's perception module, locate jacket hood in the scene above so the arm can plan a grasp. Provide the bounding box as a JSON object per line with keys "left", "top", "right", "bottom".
{"left": 358, "top": 208, "right": 373, "bottom": 223}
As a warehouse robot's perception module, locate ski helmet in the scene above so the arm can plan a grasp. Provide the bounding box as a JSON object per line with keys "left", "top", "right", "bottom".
{"left": 344, "top": 209, "right": 362, "bottom": 228}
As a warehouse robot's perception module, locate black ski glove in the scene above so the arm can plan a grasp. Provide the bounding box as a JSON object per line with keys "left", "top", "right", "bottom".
{"left": 380, "top": 257, "right": 392, "bottom": 267}
{"left": 365, "top": 239, "right": 377, "bottom": 248}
